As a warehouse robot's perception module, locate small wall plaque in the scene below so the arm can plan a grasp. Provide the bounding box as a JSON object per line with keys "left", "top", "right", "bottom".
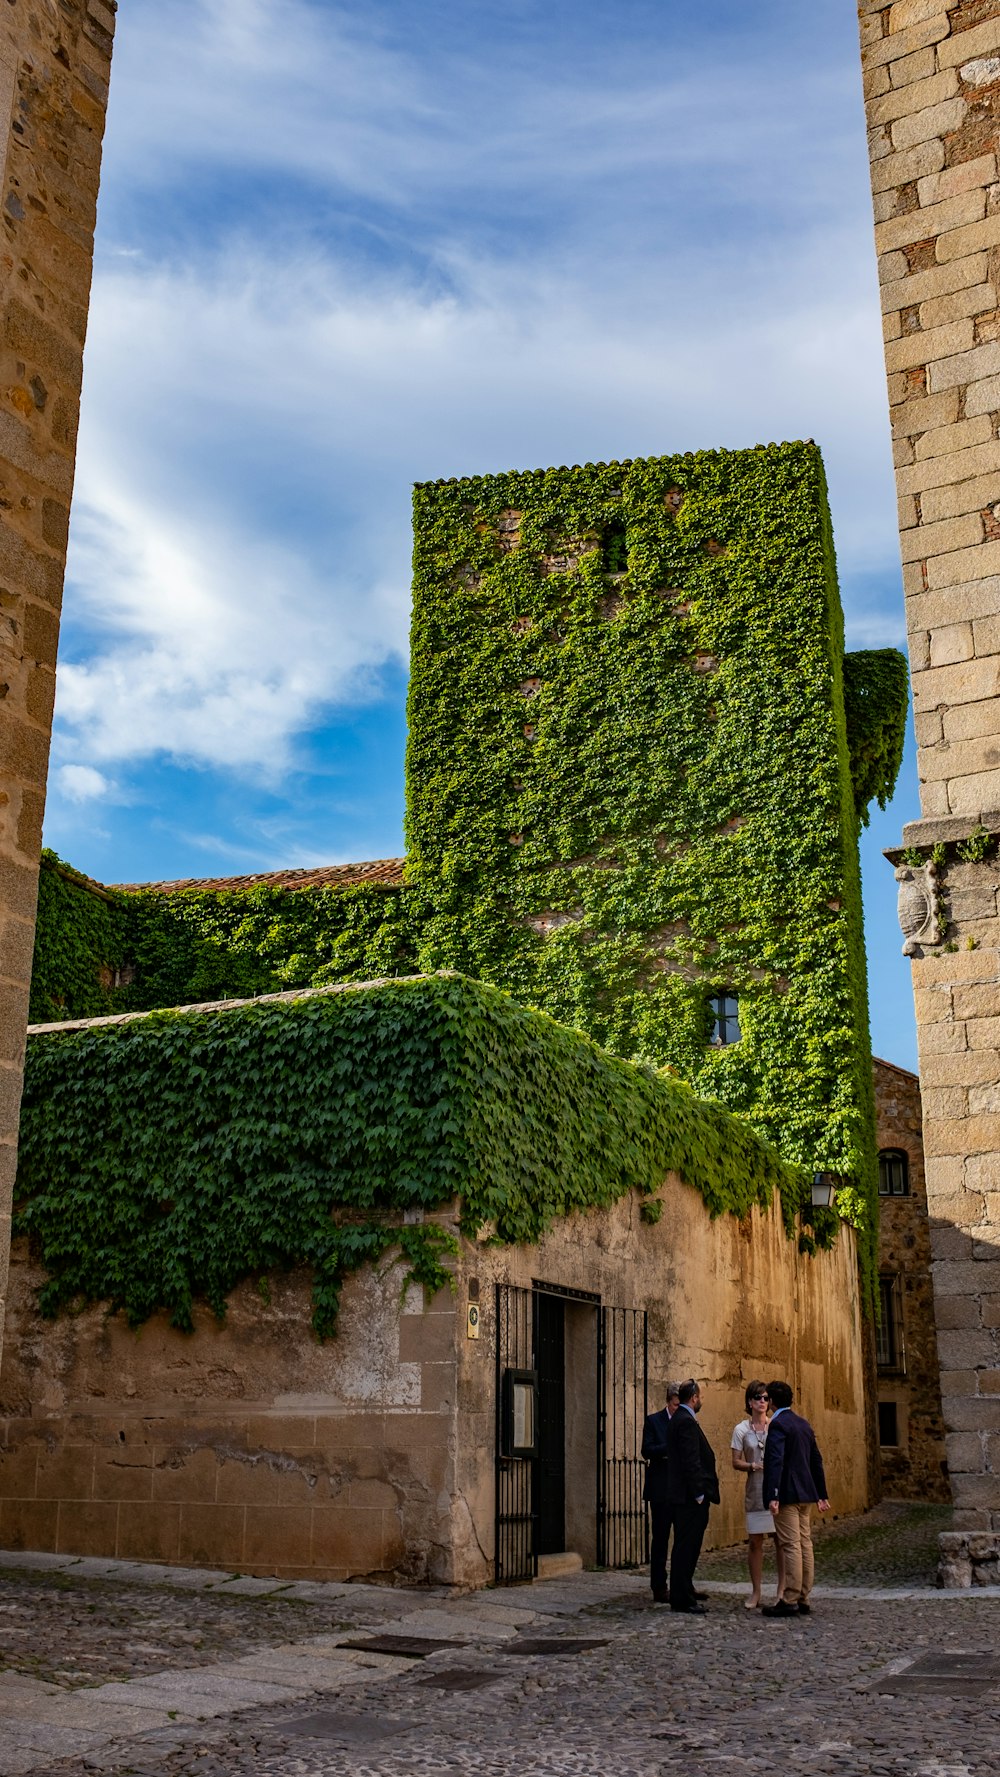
{"left": 467, "top": 1303, "right": 481, "bottom": 1340}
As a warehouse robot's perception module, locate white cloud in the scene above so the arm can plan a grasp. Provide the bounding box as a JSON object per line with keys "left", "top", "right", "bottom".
{"left": 56, "top": 764, "right": 113, "bottom": 803}
{"left": 59, "top": 221, "right": 899, "bottom": 771}
{"left": 56, "top": 0, "right": 901, "bottom": 781}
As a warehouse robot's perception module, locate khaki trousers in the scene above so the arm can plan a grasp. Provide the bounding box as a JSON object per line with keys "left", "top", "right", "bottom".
{"left": 773, "top": 1502, "right": 815, "bottom": 1605}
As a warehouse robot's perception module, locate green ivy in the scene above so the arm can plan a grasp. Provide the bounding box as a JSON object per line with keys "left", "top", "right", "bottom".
{"left": 14, "top": 974, "right": 819, "bottom": 1338}
{"left": 28, "top": 854, "right": 419, "bottom": 1024}
{"left": 842, "top": 649, "right": 910, "bottom": 826}
{"left": 404, "top": 444, "right": 906, "bottom": 1303}
{"left": 28, "top": 445, "right": 905, "bottom": 1314}
{"left": 28, "top": 853, "right": 125, "bottom": 1023}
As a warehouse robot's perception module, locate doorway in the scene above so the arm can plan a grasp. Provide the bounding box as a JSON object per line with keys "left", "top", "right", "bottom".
{"left": 494, "top": 1280, "right": 648, "bottom": 1583}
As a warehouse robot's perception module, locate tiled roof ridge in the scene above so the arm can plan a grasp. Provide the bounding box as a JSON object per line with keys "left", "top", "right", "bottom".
{"left": 113, "top": 858, "right": 407, "bottom": 895}
{"left": 413, "top": 441, "right": 817, "bottom": 489}
{"left": 872, "top": 1054, "right": 919, "bottom": 1085}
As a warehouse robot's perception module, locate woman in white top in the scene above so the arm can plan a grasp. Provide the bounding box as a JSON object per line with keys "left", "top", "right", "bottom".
{"left": 731, "top": 1380, "right": 786, "bottom": 1610}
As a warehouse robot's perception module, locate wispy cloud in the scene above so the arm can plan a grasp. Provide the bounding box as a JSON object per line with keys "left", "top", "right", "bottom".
{"left": 56, "top": 0, "right": 900, "bottom": 799}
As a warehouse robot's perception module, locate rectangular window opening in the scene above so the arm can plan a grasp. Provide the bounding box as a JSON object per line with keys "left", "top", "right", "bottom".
{"left": 878, "top": 1401, "right": 898, "bottom": 1447}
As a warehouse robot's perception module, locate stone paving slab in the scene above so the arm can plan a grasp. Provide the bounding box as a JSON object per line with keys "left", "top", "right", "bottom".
{"left": 0, "top": 1750, "right": 47, "bottom": 1777}
{"left": 85, "top": 1682, "right": 233, "bottom": 1720}
{"left": 374, "top": 1608, "right": 519, "bottom": 1641}
{"left": 0, "top": 1724, "right": 113, "bottom": 1756}
{"left": 149, "top": 1670, "right": 304, "bottom": 1703}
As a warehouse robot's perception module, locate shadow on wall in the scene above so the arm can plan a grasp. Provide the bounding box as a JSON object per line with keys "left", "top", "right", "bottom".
{"left": 926, "top": 1212, "right": 1000, "bottom": 1587}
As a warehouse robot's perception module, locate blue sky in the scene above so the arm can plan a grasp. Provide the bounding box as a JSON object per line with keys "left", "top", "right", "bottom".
{"left": 44, "top": 0, "right": 919, "bottom": 1068}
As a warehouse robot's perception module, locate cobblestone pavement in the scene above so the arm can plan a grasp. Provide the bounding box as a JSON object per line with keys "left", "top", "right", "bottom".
{"left": 0, "top": 1510, "right": 997, "bottom": 1777}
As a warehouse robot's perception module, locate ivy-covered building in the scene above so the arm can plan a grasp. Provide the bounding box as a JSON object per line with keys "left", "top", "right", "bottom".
{"left": 8, "top": 442, "right": 912, "bottom": 1584}
{"left": 30, "top": 443, "right": 908, "bottom": 1241}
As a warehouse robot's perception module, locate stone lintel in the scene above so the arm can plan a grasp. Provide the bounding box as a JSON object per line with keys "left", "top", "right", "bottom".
{"left": 884, "top": 810, "right": 1000, "bottom": 862}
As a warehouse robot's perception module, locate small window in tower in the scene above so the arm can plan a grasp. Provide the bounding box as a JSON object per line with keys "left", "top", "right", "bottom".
{"left": 878, "top": 1149, "right": 909, "bottom": 1196}
{"left": 603, "top": 516, "right": 628, "bottom": 574}
{"left": 708, "top": 991, "right": 741, "bottom": 1047}
{"left": 878, "top": 1401, "right": 899, "bottom": 1447}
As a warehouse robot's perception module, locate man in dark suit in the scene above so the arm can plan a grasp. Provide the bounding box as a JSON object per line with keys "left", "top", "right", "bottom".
{"left": 641, "top": 1380, "right": 680, "bottom": 1602}
{"left": 664, "top": 1378, "right": 720, "bottom": 1613}
{"left": 761, "top": 1379, "right": 830, "bottom": 1618}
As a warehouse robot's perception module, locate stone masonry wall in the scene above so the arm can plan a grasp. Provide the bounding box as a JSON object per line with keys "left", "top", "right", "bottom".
{"left": 0, "top": 1175, "right": 870, "bottom": 1586}
{"left": 861, "top": 0, "right": 1000, "bottom": 817}
{"left": 858, "top": 0, "right": 1000, "bottom": 1554}
{"left": 873, "top": 1056, "right": 950, "bottom": 1501}
{"left": 0, "top": 2, "right": 114, "bottom": 1367}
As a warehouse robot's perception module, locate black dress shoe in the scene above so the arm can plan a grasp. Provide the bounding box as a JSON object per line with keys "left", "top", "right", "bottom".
{"left": 761, "top": 1600, "right": 799, "bottom": 1618}
{"left": 797, "top": 1602, "right": 812, "bottom": 1615}
{"left": 652, "top": 1590, "right": 669, "bottom": 1603}
{"left": 670, "top": 1603, "right": 707, "bottom": 1614}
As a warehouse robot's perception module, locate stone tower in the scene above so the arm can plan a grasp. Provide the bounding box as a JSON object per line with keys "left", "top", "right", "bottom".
{"left": 406, "top": 446, "right": 902, "bottom": 1242}
{"left": 858, "top": 0, "right": 1000, "bottom": 1574}
{"left": 0, "top": 2, "right": 115, "bottom": 1366}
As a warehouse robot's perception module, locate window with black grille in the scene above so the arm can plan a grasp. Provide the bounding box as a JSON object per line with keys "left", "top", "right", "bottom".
{"left": 708, "top": 991, "right": 741, "bottom": 1046}
{"left": 878, "top": 1148, "right": 909, "bottom": 1196}
{"left": 876, "top": 1274, "right": 905, "bottom": 1372}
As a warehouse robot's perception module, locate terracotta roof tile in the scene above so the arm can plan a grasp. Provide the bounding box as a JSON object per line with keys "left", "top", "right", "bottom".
{"left": 872, "top": 1054, "right": 919, "bottom": 1085}
{"left": 113, "top": 859, "right": 407, "bottom": 895}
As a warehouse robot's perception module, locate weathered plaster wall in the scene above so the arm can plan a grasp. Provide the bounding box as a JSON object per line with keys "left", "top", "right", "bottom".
{"left": 0, "top": 1236, "right": 460, "bottom": 1583}
{"left": 0, "top": 0, "right": 114, "bottom": 1366}
{"left": 873, "top": 1056, "right": 950, "bottom": 1500}
{"left": 456, "top": 1181, "right": 869, "bottom": 1582}
{"left": 0, "top": 1174, "right": 869, "bottom": 1585}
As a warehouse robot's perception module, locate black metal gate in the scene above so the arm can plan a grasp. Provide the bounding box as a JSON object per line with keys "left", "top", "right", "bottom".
{"left": 597, "top": 1305, "right": 649, "bottom": 1570}
{"left": 495, "top": 1283, "right": 648, "bottom": 1583}
{"left": 495, "top": 1282, "right": 535, "bottom": 1582}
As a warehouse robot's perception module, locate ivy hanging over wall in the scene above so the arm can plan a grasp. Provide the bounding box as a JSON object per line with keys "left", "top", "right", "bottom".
{"left": 842, "top": 649, "right": 910, "bottom": 826}
{"left": 29, "top": 853, "right": 126, "bottom": 1024}
{"left": 28, "top": 853, "right": 419, "bottom": 1025}
{"left": 27, "top": 444, "right": 907, "bottom": 1311}
{"left": 15, "top": 974, "right": 819, "bottom": 1339}
{"left": 404, "top": 444, "right": 907, "bottom": 1300}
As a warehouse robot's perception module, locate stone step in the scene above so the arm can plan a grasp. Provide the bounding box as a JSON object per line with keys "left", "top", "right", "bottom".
{"left": 535, "top": 1552, "right": 584, "bottom": 1581}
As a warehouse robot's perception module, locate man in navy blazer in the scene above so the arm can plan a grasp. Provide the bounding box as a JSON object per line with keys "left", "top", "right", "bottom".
{"left": 641, "top": 1380, "right": 681, "bottom": 1602}
{"left": 663, "top": 1378, "right": 720, "bottom": 1613}
{"left": 761, "top": 1379, "right": 830, "bottom": 1617}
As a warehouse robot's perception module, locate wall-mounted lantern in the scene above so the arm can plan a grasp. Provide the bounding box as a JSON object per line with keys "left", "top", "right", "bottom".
{"left": 811, "top": 1171, "right": 838, "bottom": 1209}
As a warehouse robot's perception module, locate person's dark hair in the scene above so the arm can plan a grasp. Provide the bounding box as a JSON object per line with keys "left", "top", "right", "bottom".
{"left": 767, "top": 1380, "right": 793, "bottom": 1410}
{"left": 745, "top": 1380, "right": 768, "bottom": 1412}
{"left": 678, "top": 1378, "right": 700, "bottom": 1405}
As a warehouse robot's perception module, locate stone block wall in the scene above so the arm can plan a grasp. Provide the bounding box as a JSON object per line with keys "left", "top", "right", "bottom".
{"left": 0, "top": 1248, "right": 459, "bottom": 1584}
{"left": 859, "top": 0, "right": 1000, "bottom": 1561}
{"left": 0, "top": 1173, "right": 871, "bottom": 1586}
{"left": 0, "top": 1, "right": 114, "bottom": 1365}
{"left": 860, "top": 0, "right": 1000, "bottom": 819}
{"left": 873, "top": 1056, "right": 950, "bottom": 1500}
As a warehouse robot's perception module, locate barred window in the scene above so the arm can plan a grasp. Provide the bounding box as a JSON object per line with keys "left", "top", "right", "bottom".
{"left": 876, "top": 1274, "right": 905, "bottom": 1373}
